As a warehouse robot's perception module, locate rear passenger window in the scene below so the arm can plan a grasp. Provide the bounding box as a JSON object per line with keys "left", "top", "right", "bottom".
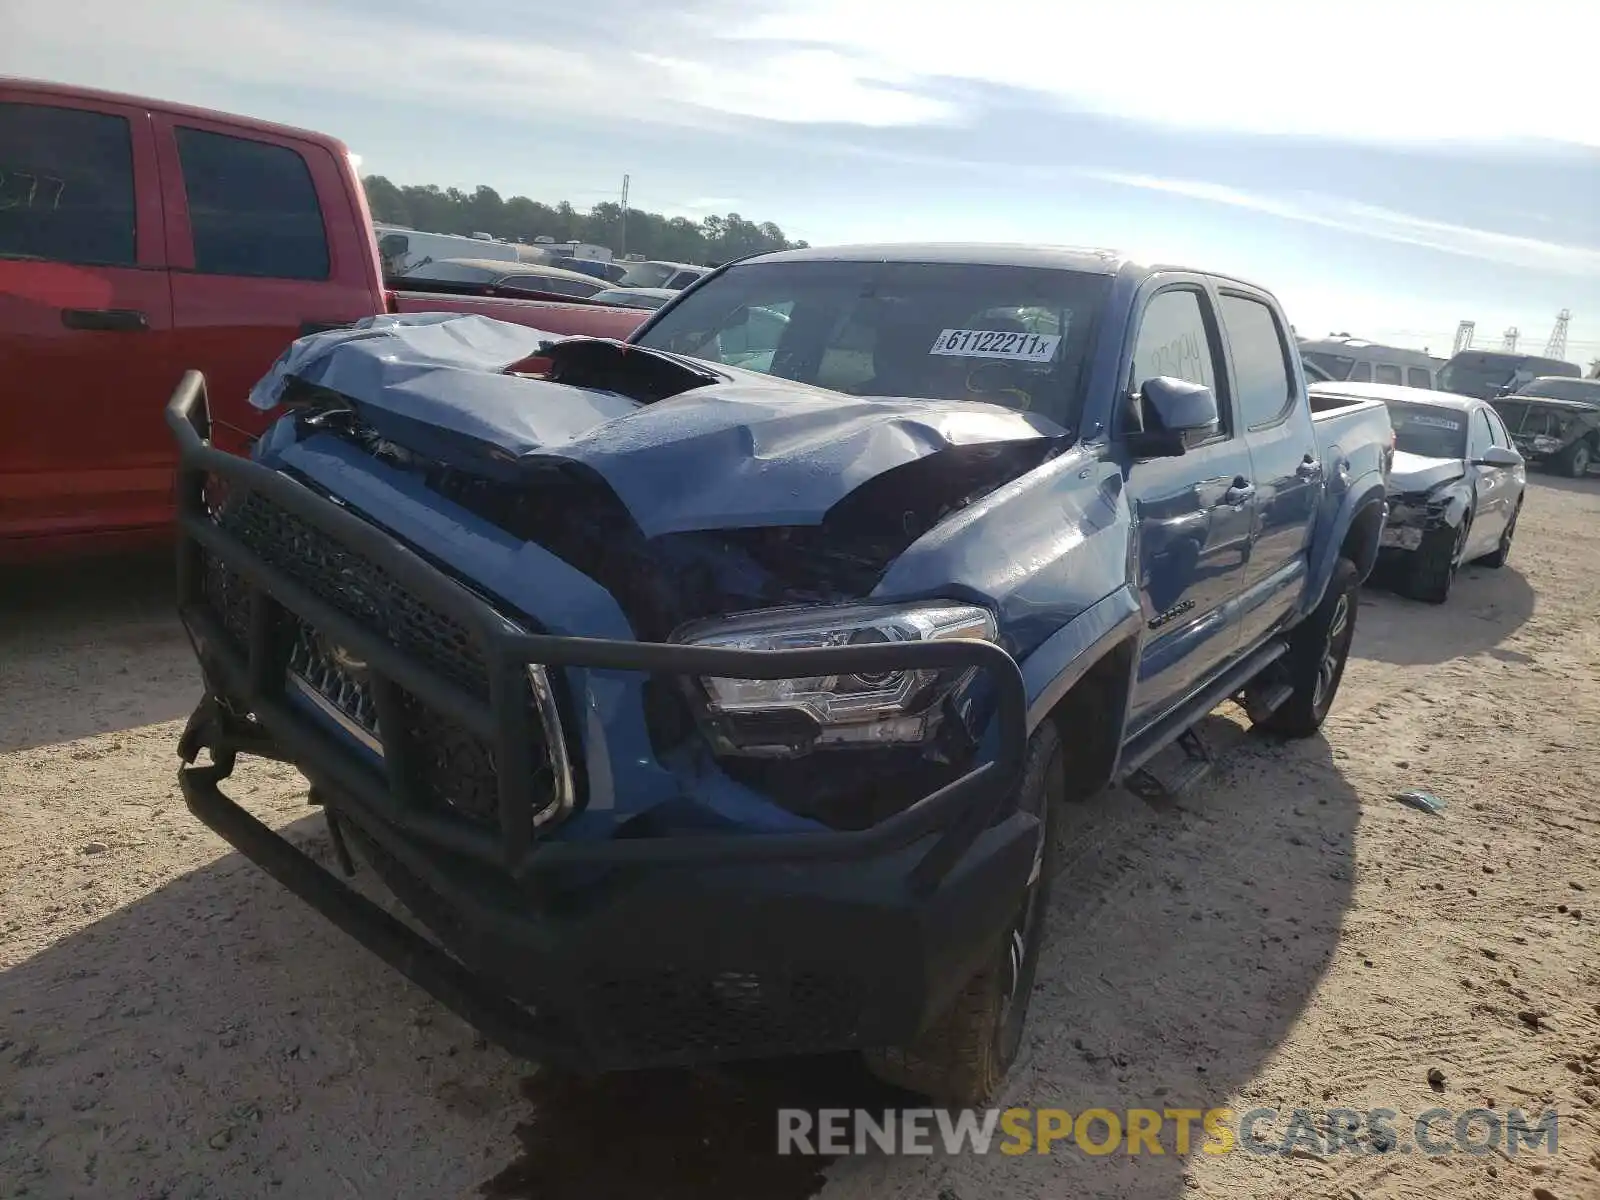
{"left": 1407, "top": 367, "right": 1432, "bottom": 389}
{"left": 1375, "top": 364, "right": 1403, "bottom": 386}
{"left": 1349, "top": 361, "right": 1373, "bottom": 382}
{"left": 176, "top": 127, "right": 328, "bottom": 280}
{"left": 0, "top": 102, "right": 136, "bottom": 267}
{"left": 1219, "top": 294, "right": 1294, "bottom": 429}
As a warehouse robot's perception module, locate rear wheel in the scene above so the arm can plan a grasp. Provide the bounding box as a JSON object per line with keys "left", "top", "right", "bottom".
{"left": 1557, "top": 440, "right": 1592, "bottom": 479}
{"left": 863, "top": 721, "right": 1062, "bottom": 1105}
{"left": 1258, "top": 556, "right": 1359, "bottom": 738}
{"left": 1402, "top": 516, "right": 1468, "bottom": 604}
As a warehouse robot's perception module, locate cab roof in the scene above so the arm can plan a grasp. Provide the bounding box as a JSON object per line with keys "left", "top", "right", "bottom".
{"left": 1, "top": 75, "right": 348, "bottom": 155}
{"left": 745, "top": 243, "right": 1130, "bottom": 274}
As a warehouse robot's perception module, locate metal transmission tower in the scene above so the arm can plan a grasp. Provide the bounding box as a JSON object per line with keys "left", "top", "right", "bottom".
{"left": 1502, "top": 326, "right": 1520, "bottom": 352}
{"left": 1544, "top": 308, "right": 1571, "bottom": 359}
{"left": 1452, "top": 320, "right": 1475, "bottom": 353}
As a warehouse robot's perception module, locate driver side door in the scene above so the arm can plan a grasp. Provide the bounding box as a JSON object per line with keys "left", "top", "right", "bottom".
{"left": 1466, "top": 405, "right": 1512, "bottom": 556}
{"left": 1123, "top": 282, "right": 1256, "bottom": 733}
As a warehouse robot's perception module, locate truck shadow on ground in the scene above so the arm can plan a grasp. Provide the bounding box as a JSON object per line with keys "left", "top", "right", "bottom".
{"left": 484, "top": 714, "right": 1361, "bottom": 1200}
{"left": 0, "top": 717, "right": 1358, "bottom": 1200}
{"left": 0, "top": 548, "right": 199, "bottom": 752}
{"left": 1356, "top": 563, "right": 1535, "bottom": 668}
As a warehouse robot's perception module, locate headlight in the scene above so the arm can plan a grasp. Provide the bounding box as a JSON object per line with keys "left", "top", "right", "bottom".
{"left": 1532, "top": 436, "right": 1559, "bottom": 453}
{"left": 672, "top": 602, "right": 997, "bottom": 757}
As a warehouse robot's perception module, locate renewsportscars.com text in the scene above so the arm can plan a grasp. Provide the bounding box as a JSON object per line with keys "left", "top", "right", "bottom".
{"left": 777, "top": 1107, "right": 1560, "bottom": 1158}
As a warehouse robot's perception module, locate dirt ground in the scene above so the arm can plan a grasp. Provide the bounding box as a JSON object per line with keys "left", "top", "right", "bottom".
{"left": 3, "top": 476, "right": 1598, "bottom": 1200}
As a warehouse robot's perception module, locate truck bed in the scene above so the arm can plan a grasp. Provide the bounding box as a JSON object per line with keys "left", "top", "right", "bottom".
{"left": 389, "top": 290, "right": 648, "bottom": 340}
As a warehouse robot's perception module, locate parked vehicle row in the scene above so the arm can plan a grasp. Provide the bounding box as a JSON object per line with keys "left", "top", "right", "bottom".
{"left": 168, "top": 243, "right": 1394, "bottom": 1107}
{"left": 0, "top": 76, "right": 651, "bottom": 562}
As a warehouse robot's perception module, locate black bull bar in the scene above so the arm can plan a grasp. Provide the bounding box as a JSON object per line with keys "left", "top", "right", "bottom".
{"left": 165, "top": 370, "right": 1030, "bottom": 1064}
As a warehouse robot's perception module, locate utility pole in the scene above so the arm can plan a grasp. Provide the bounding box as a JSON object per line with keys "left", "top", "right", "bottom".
{"left": 619, "top": 174, "right": 630, "bottom": 260}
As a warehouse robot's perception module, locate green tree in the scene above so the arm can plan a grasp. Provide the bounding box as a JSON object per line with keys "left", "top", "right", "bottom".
{"left": 362, "top": 175, "right": 807, "bottom": 262}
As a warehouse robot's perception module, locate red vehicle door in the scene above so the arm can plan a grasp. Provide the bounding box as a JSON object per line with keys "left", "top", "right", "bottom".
{"left": 151, "top": 113, "right": 383, "bottom": 454}
{"left": 0, "top": 88, "right": 175, "bottom": 554}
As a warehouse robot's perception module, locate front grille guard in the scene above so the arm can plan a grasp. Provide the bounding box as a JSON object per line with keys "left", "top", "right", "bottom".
{"left": 167, "top": 371, "right": 1028, "bottom": 895}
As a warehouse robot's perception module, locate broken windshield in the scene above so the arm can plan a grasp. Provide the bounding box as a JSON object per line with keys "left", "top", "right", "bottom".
{"left": 633, "top": 259, "right": 1111, "bottom": 429}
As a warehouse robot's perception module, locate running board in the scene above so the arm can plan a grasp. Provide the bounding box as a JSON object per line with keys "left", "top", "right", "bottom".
{"left": 1117, "top": 639, "right": 1289, "bottom": 801}
{"left": 1242, "top": 678, "right": 1295, "bottom": 725}
{"left": 1126, "top": 726, "right": 1215, "bottom": 803}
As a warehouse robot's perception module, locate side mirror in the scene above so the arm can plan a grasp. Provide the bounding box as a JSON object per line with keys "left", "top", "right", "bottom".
{"left": 1474, "top": 446, "right": 1521, "bottom": 468}
{"left": 1127, "top": 376, "right": 1220, "bottom": 458}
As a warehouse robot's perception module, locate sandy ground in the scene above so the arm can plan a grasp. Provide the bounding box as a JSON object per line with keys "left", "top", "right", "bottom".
{"left": 3, "top": 476, "right": 1598, "bottom": 1200}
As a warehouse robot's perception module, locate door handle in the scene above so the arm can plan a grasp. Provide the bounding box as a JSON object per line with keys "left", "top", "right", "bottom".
{"left": 1224, "top": 481, "right": 1256, "bottom": 506}
{"left": 61, "top": 307, "right": 148, "bottom": 332}
{"left": 1296, "top": 457, "right": 1321, "bottom": 478}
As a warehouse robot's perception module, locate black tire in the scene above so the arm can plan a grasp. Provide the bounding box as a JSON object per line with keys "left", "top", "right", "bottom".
{"left": 1557, "top": 440, "right": 1592, "bottom": 479}
{"left": 862, "top": 721, "right": 1063, "bottom": 1105}
{"left": 1475, "top": 499, "right": 1520, "bottom": 568}
{"left": 1401, "top": 516, "right": 1467, "bottom": 604}
{"left": 1258, "top": 556, "right": 1359, "bottom": 738}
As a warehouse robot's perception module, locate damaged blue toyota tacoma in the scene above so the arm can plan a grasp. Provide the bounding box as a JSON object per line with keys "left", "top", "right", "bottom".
{"left": 168, "top": 245, "right": 1393, "bottom": 1104}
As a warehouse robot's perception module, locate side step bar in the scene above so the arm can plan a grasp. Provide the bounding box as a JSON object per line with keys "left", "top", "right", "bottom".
{"left": 1117, "top": 639, "right": 1289, "bottom": 801}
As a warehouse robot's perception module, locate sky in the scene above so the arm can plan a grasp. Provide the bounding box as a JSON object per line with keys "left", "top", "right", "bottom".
{"left": 8, "top": 0, "right": 1599, "bottom": 365}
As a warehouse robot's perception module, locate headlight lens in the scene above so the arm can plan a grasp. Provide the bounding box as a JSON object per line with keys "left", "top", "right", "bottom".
{"left": 672, "top": 603, "right": 997, "bottom": 757}
{"left": 1532, "top": 435, "right": 1559, "bottom": 453}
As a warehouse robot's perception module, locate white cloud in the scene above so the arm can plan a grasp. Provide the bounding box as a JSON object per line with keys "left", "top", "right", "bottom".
{"left": 724, "top": 0, "right": 1600, "bottom": 147}
{"left": 639, "top": 49, "right": 956, "bottom": 126}
{"left": 1082, "top": 170, "right": 1600, "bottom": 276}
{"left": 10, "top": 0, "right": 1597, "bottom": 147}
{"left": 3, "top": 0, "right": 739, "bottom": 132}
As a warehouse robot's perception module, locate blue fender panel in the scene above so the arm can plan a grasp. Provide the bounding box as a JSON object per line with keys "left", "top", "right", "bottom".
{"left": 1019, "top": 585, "right": 1143, "bottom": 732}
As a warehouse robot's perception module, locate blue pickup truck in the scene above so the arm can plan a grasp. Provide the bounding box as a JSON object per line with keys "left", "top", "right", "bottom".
{"left": 168, "top": 244, "right": 1392, "bottom": 1104}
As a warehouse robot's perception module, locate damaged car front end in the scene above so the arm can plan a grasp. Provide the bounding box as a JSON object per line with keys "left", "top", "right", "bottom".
{"left": 166, "top": 315, "right": 1062, "bottom": 1078}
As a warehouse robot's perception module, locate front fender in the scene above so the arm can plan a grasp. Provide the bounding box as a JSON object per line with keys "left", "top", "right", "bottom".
{"left": 1019, "top": 585, "right": 1143, "bottom": 732}
{"left": 1436, "top": 483, "right": 1473, "bottom": 527}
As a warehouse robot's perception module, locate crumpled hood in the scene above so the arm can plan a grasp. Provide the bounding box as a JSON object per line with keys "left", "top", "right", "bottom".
{"left": 1389, "top": 449, "right": 1464, "bottom": 496}
{"left": 251, "top": 312, "right": 1067, "bottom": 537}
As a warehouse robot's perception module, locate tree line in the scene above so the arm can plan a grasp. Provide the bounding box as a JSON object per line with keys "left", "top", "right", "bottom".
{"left": 362, "top": 176, "right": 808, "bottom": 266}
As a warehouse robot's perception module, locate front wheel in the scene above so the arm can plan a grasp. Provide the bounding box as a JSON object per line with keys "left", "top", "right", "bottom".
{"left": 1401, "top": 516, "right": 1467, "bottom": 604}
{"left": 862, "top": 721, "right": 1062, "bottom": 1105}
{"left": 1475, "top": 499, "right": 1520, "bottom": 568}
{"left": 1258, "top": 556, "right": 1360, "bottom": 738}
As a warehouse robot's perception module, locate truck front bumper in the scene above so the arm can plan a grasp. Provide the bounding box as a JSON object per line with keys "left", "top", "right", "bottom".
{"left": 166, "top": 371, "right": 1033, "bottom": 1071}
